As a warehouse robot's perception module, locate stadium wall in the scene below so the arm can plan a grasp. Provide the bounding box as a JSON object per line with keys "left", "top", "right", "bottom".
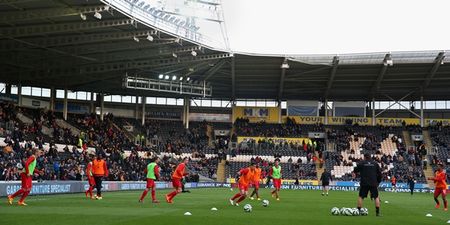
{"left": 0, "top": 181, "right": 232, "bottom": 197}
{"left": 283, "top": 116, "right": 450, "bottom": 126}
{"left": 0, "top": 180, "right": 435, "bottom": 197}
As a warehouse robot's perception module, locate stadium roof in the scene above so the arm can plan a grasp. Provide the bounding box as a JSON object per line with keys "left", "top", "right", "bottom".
{"left": 1, "top": 0, "right": 450, "bottom": 101}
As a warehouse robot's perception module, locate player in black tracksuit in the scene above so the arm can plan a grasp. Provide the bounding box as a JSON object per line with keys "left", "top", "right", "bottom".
{"left": 320, "top": 169, "right": 332, "bottom": 196}
{"left": 353, "top": 153, "right": 382, "bottom": 216}
{"left": 407, "top": 175, "right": 415, "bottom": 196}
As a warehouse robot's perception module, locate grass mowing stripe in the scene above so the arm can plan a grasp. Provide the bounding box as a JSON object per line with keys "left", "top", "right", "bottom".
{"left": 0, "top": 188, "right": 447, "bottom": 225}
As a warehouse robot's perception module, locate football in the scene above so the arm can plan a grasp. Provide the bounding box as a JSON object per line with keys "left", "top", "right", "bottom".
{"left": 244, "top": 204, "right": 252, "bottom": 212}
{"left": 352, "top": 208, "right": 360, "bottom": 216}
{"left": 360, "top": 208, "right": 369, "bottom": 216}
{"left": 262, "top": 199, "right": 270, "bottom": 207}
{"left": 331, "top": 207, "right": 340, "bottom": 216}
{"left": 343, "top": 208, "right": 353, "bottom": 216}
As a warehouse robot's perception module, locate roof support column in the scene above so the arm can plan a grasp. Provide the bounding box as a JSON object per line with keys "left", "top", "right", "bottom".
{"left": 372, "top": 98, "right": 376, "bottom": 126}
{"left": 5, "top": 84, "right": 11, "bottom": 96}
{"left": 141, "top": 96, "right": 146, "bottom": 126}
{"left": 49, "top": 87, "right": 55, "bottom": 111}
{"left": 183, "top": 97, "right": 190, "bottom": 129}
{"left": 317, "top": 102, "right": 320, "bottom": 117}
{"left": 99, "top": 93, "right": 104, "bottom": 121}
{"left": 17, "top": 84, "right": 22, "bottom": 106}
{"left": 135, "top": 95, "right": 139, "bottom": 120}
{"left": 90, "top": 92, "right": 95, "bottom": 114}
{"left": 231, "top": 56, "right": 236, "bottom": 100}
{"left": 420, "top": 96, "right": 424, "bottom": 127}
{"left": 278, "top": 100, "right": 282, "bottom": 124}
{"left": 324, "top": 99, "right": 328, "bottom": 125}
{"left": 63, "top": 88, "right": 68, "bottom": 121}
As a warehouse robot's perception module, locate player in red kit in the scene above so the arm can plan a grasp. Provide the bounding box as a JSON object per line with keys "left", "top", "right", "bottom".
{"left": 139, "top": 157, "right": 160, "bottom": 203}
{"left": 165, "top": 157, "right": 189, "bottom": 203}
{"left": 7, "top": 148, "right": 41, "bottom": 206}
{"left": 229, "top": 163, "right": 255, "bottom": 206}
{"left": 270, "top": 159, "right": 282, "bottom": 201}
{"left": 428, "top": 163, "right": 448, "bottom": 211}
{"left": 85, "top": 154, "right": 96, "bottom": 199}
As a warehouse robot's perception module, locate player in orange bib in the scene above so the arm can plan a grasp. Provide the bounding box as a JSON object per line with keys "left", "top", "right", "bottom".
{"left": 428, "top": 163, "right": 448, "bottom": 211}
{"left": 229, "top": 163, "right": 255, "bottom": 206}
{"left": 165, "top": 157, "right": 189, "bottom": 204}
{"left": 249, "top": 164, "right": 262, "bottom": 200}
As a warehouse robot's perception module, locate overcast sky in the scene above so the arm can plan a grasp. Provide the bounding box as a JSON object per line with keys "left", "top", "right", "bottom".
{"left": 219, "top": 0, "right": 450, "bottom": 54}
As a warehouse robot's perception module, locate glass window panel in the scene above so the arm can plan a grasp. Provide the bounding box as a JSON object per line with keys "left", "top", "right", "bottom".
{"left": 191, "top": 99, "right": 201, "bottom": 106}
{"left": 398, "top": 101, "right": 408, "bottom": 109}
{"left": 131, "top": 96, "right": 136, "bottom": 103}
{"left": 111, "top": 95, "right": 121, "bottom": 102}
{"left": 56, "top": 90, "right": 64, "bottom": 98}
{"left": 86, "top": 92, "right": 92, "bottom": 101}
{"left": 266, "top": 101, "right": 277, "bottom": 107}
{"left": 11, "top": 85, "right": 18, "bottom": 94}
{"left": 156, "top": 97, "right": 166, "bottom": 105}
{"left": 201, "top": 99, "right": 211, "bottom": 107}
{"left": 379, "top": 101, "right": 390, "bottom": 109}
{"left": 166, "top": 98, "right": 176, "bottom": 105}
{"left": 211, "top": 100, "right": 221, "bottom": 107}
{"left": 77, "top": 92, "right": 87, "bottom": 100}
{"left": 436, "top": 101, "right": 446, "bottom": 109}
{"left": 31, "top": 87, "right": 41, "bottom": 96}
{"left": 281, "top": 101, "right": 287, "bottom": 109}
{"left": 67, "top": 91, "right": 76, "bottom": 99}
{"left": 246, "top": 100, "right": 256, "bottom": 107}
{"left": 41, "top": 88, "right": 50, "bottom": 97}
{"left": 413, "top": 101, "right": 421, "bottom": 110}
{"left": 22, "top": 86, "right": 31, "bottom": 96}
{"left": 425, "top": 101, "right": 435, "bottom": 109}
{"left": 236, "top": 100, "right": 246, "bottom": 107}
{"left": 256, "top": 101, "right": 266, "bottom": 107}
{"left": 221, "top": 100, "right": 231, "bottom": 108}
{"left": 0, "top": 83, "right": 5, "bottom": 93}
{"left": 122, "top": 95, "right": 132, "bottom": 103}
{"left": 146, "top": 97, "right": 156, "bottom": 104}
{"left": 104, "top": 95, "right": 112, "bottom": 102}
{"left": 176, "top": 98, "right": 184, "bottom": 106}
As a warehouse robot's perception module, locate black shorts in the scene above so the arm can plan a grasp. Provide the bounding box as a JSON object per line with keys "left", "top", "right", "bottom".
{"left": 359, "top": 185, "right": 379, "bottom": 199}
{"left": 322, "top": 182, "right": 329, "bottom": 187}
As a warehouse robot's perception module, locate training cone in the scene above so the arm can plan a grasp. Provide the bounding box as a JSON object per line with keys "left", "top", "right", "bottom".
{"left": 211, "top": 207, "right": 218, "bottom": 211}
{"left": 184, "top": 212, "right": 192, "bottom": 216}
{"left": 425, "top": 213, "right": 432, "bottom": 217}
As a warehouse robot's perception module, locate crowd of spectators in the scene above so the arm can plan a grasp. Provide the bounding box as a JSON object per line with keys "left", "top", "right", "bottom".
{"left": 0, "top": 103, "right": 218, "bottom": 183}
{"left": 326, "top": 125, "right": 425, "bottom": 182}
{"left": 234, "top": 117, "right": 323, "bottom": 137}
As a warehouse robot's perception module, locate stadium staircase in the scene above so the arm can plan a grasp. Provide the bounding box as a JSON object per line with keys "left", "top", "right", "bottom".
{"left": 422, "top": 129, "right": 436, "bottom": 188}
{"left": 56, "top": 118, "right": 80, "bottom": 136}
{"left": 206, "top": 124, "right": 214, "bottom": 147}
{"left": 17, "top": 112, "right": 53, "bottom": 137}
{"left": 423, "top": 166, "right": 435, "bottom": 188}
{"left": 422, "top": 129, "right": 434, "bottom": 154}
{"left": 402, "top": 130, "right": 414, "bottom": 149}
{"left": 216, "top": 159, "right": 227, "bottom": 182}
{"left": 324, "top": 127, "right": 335, "bottom": 152}
{"left": 112, "top": 122, "right": 134, "bottom": 140}
{"left": 315, "top": 156, "right": 325, "bottom": 180}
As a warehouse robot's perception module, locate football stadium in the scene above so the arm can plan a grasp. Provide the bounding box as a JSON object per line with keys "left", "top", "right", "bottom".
{"left": 1, "top": 0, "right": 450, "bottom": 225}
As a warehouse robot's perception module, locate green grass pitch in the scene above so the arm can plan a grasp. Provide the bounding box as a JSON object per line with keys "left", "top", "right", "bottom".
{"left": 0, "top": 188, "right": 447, "bottom": 225}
